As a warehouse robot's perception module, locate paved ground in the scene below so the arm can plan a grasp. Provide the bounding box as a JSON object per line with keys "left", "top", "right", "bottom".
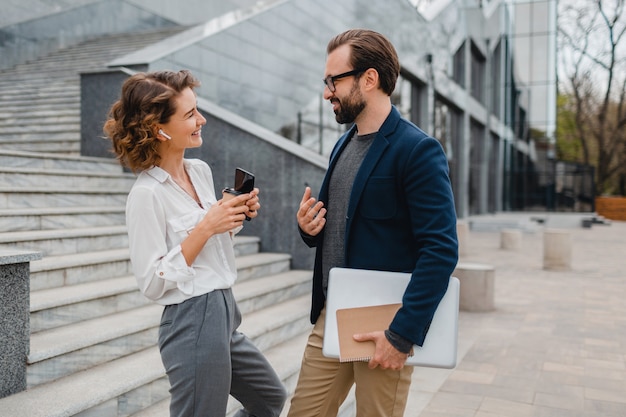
{"left": 406, "top": 217, "right": 626, "bottom": 417}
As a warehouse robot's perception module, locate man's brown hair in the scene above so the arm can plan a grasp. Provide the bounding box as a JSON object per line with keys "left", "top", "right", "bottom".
{"left": 327, "top": 29, "right": 400, "bottom": 96}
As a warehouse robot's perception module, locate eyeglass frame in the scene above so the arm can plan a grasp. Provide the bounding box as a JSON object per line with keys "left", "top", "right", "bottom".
{"left": 323, "top": 68, "right": 367, "bottom": 93}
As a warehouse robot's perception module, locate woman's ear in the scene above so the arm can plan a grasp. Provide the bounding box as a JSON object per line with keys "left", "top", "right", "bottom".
{"left": 158, "top": 129, "right": 172, "bottom": 140}
{"left": 155, "top": 127, "right": 171, "bottom": 141}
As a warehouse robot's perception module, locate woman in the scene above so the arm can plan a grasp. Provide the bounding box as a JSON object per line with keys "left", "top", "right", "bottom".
{"left": 104, "top": 70, "right": 286, "bottom": 417}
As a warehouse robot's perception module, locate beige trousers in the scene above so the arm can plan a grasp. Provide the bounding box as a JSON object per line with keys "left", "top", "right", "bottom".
{"left": 287, "top": 309, "right": 413, "bottom": 417}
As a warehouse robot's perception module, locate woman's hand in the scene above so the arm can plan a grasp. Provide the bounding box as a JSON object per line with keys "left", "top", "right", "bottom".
{"left": 202, "top": 192, "right": 250, "bottom": 235}
{"left": 180, "top": 192, "right": 249, "bottom": 266}
{"left": 245, "top": 188, "right": 261, "bottom": 220}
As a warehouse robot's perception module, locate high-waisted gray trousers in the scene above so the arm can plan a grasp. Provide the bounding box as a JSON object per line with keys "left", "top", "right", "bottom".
{"left": 158, "top": 288, "right": 287, "bottom": 417}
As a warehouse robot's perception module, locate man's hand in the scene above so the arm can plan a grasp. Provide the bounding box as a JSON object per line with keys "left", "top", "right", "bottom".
{"left": 296, "top": 187, "right": 326, "bottom": 236}
{"left": 353, "top": 331, "right": 408, "bottom": 370}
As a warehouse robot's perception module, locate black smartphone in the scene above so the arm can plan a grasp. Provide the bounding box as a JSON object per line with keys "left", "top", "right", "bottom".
{"left": 234, "top": 167, "right": 255, "bottom": 193}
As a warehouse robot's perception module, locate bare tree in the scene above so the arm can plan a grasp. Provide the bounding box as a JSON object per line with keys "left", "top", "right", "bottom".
{"left": 558, "top": 0, "right": 626, "bottom": 195}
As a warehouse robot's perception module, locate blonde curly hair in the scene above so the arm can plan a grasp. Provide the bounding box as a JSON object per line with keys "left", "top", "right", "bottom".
{"left": 103, "top": 70, "right": 200, "bottom": 172}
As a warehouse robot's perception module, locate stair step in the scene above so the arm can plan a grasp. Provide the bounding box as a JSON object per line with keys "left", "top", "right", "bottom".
{"left": 0, "top": 149, "right": 123, "bottom": 172}
{"left": 0, "top": 123, "right": 78, "bottom": 135}
{"left": 29, "top": 275, "right": 149, "bottom": 333}
{"left": 234, "top": 269, "right": 311, "bottom": 315}
{"left": 232, "top": 235, "right": 261, "bottom": 256}
{"left": 27, "top": 237, "right": 266, "bottom": 291}
{"left": 29, "top": 265, "right": 307, "bottom": 334}
{"left": 0, "top": 108, "right": 78, "bottom": 121}
{"left": 0, "top": 206, "right": 126, "bottom": 232}
{"left": 235, "top": 252, "right": 292, "bottom": 282}
{"left": 30, "top": 248, "right": 131, "bottom": 290}
{"left": 0, "top": 140, "right": 81, "bottom": 154}
{"left": 0, "top": 347, "right": 167, "bottom": 417}
{"left": 238, "top": 294, "right": 310, "bottom": 352}
{"left": 0, "top": 115, "right": 79, "bottom": 128}
{"left": 0, "top": 166, "right": 135, "bottom": 189}
{"left": 0, "top": 225, "right": 128, "bottom": 256}
{"left": 0, "top": 187, "right": 129, "bottom": 209}
{"left": 0, "top": 99, "right": 78, "bottom": 112}
{"left": 28, "top": 304, "right": 162, "bottom": 387}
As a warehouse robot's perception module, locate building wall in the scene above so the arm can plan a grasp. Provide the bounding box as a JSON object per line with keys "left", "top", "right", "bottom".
{"left": 11, "top": 0, "right": 552, "bottom": 221}
{"left": 87, "top": 0, "right": 546, "bottom": 218}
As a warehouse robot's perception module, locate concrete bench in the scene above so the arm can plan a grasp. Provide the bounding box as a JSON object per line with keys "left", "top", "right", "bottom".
{"left": 453, "top": 262, "right": 495, "bottom": 312}
{"left": 500, "top": 228, "right": 522, "bottom": 250}
{"left": 543, "top": 229, "right": 572, "bottom": 270}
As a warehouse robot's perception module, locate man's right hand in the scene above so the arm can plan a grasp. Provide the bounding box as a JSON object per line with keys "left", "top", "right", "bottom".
{"left": 297, "top": 187, "right": 326, "bottom": 236}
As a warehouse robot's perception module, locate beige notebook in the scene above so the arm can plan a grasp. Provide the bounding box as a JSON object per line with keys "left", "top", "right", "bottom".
{"left": 336, "top": 303, "right": 402, "bottom": 362}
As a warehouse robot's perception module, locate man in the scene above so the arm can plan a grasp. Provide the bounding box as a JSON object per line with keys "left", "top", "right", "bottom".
{"left": 287, "top": 29, "right": 458, "bottom": 417}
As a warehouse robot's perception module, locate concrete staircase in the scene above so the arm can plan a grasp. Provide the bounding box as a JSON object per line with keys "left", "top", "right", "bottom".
{"left": 0, "top": 27, "right": 186, "bottom": 154}
{"left": 0, "top": 29, "right": 321, "bottom": 416}
{"left": 0, "top": 149, "right": 314, "bottom": 416}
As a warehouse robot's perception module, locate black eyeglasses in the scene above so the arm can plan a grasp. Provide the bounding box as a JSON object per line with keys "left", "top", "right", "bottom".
{"left": 323, "top": 69, "right": 366, "bottom": 92}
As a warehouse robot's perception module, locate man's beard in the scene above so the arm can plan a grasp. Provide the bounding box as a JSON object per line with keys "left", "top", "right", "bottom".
{"left": 334, "top": 83, "right": 366, "bottom": 124}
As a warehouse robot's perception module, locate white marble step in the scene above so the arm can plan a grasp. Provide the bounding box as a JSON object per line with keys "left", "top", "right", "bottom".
{"left": 27, "top": 237, "right": 264, "bottom": 291}
{"left": 0, "top": 139, "right": 81, "bottom": 154}
{"left": 0, "top": 166, "right": 135, "bottom": 189}
{"left": 0, "top": 225, "right": 129, "bottom": 256}
{"left": 237, "top": 294, "right": 311, "bottom": 352}
{"left": 30, "top": 275, "right": 149, "bottom": 333}
{"left": 0, "top": 95, "right": 77, "bottom": 109}
{"left": 0, "top": 87, "right": 77, "bottom": 100}
{"left": 28, "top": 278, "right": 311, "bottom": 387}
{"left": 0, "top": 347, "right": 167, "bottom": 417}
{"left": 0, "top": 101, "right": 75, "bottom": 111}
{"left": 232, "top": 235, "right": 261, "bottom": 256}
{"left": 0, "top": 205, "right": 126, "bottom": 232}
{"left": 0, "top": 108, "right": 78, "bottom": 121}
{"left": 28, "top": 304, "right": 162, "bottom": 387}
{"left": 30, "top": 248, "right": 131, "bottom": 291}
{"left": 234, "top": 269, "right": 311, "bottom": 315}
{"left": 0, "top": 186, "right": 128, "bottom": 208}
{"left": 0, "top": 115, "right": 78, "bottom": 129}
{"left": 0, "top": 123, "right": 79, "bottom": 135}
{"left": 29, "top": 266, "right": 308, "bottom": 333}
{"left": 234, "top": 252, "right": 292, "bottom": 283}
{"left": 0, "top": 149, "right": 121, "bottom": 173}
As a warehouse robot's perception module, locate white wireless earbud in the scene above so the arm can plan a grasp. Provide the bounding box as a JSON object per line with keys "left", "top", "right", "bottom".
{"left": 158, "top": 129, "right": 172, "bottom": 140}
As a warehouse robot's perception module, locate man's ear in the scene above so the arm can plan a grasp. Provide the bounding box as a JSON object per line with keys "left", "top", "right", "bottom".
{"left": 362, "top": 68, "right": 379, "bottom": 90}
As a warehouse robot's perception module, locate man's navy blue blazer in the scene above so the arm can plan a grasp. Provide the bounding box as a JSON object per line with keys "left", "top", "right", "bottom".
{"left": 300, "top": 106, "right": 459, "bottom": 347}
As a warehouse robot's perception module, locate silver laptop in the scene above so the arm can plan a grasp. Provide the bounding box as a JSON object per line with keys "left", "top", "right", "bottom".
{"left": 323, "top": 267, "right": 459, "bottom": 368}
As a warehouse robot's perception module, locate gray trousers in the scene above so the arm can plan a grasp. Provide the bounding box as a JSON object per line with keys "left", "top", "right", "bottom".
{"left": 158, "top": 288, "right": 287, "bottom": 417}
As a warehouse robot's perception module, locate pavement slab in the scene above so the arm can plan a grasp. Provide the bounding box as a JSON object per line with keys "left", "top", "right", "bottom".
{"left": 406, "top": 218, "right": 626, "bottom": 417}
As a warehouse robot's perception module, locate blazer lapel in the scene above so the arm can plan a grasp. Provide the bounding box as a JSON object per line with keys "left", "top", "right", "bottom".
{"left": 345, "top": 107, "right": 401, "bottom": 235}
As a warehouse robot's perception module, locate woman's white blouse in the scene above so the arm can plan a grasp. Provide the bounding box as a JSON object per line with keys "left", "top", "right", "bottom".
{"left": 125, "top": 159, "right": 238, "bottom": 305}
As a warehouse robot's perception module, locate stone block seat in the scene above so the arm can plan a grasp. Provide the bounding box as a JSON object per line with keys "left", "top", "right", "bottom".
{"left": 453, "top": 262, "right": 495, "bottom": 312}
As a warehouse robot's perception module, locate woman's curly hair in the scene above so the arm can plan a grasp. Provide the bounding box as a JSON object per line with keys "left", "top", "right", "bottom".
{"left": 103, "top": 70, "right": 200, "bottom": 172}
